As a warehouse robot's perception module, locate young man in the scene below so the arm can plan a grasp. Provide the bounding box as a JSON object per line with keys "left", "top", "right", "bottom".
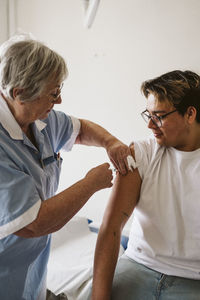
{"left": 91, "top": 70, "right": 200, "bottom": 300}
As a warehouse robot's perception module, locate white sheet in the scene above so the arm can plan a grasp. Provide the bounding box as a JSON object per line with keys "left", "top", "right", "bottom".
{"left": 47, "top": 216, "right": 124, "bottom": 300}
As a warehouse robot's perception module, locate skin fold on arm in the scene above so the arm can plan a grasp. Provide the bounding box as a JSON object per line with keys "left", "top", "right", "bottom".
{"left": 91, "top": 146, "right": 142, "bottom": 300}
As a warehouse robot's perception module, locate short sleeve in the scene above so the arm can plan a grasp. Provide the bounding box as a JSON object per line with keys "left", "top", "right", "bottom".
{"left": 44, "top": 111, "right": 80, "bottom": 153}
{"left": 0, "top": 162, "right": 41, "bottom": 239}
{"left": 133, "top": 138, "right": 158, "bottom": 179}
{"left": 62, "top": 116, "right": 81, "bottom": 151}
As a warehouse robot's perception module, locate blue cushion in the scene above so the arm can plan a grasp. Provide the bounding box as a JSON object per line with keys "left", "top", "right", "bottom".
{"left": 87, "top": 219, "right": 129, "bottom": 250}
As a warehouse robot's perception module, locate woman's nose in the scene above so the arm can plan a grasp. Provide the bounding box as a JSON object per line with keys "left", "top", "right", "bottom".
{"left": 55, "top": 96, "right": 62, "bottom": 104}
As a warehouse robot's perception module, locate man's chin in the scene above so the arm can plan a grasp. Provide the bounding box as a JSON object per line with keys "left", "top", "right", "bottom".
{"left": 155, "top": 137, "right": 165, "bottom": 146}
{"left": 156, "top": 138, "right": 171, "bottom": 148}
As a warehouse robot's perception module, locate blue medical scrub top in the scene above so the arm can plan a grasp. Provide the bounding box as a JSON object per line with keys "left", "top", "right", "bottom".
{"left": 0, "top": 95, "right": 80, "bottom": 300}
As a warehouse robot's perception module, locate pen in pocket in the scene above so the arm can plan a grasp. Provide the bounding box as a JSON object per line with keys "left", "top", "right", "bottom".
{"left": 57, "top": 152, "right": 60, "bottom": 167}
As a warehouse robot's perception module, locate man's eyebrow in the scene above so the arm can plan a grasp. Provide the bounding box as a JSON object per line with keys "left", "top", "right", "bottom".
{"left": 146, "top": 109, "right": 167, "bottom": 114}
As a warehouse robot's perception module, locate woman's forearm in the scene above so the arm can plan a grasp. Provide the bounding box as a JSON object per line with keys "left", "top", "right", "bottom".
{"left": 76, "top": 119, "right": 118, "bottom": 148}
{"left": 15, "top": 163, "right": 113, "bottom": 238}
{"left": 15, "top": 177, "right": 97, "bottom": 237}
{"left": 77, "top": 119, "right": 132, "bottom": 174}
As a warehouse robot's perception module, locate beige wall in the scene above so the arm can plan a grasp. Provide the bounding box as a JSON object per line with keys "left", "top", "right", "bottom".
{"left": 0, "top": 0, "right": 17, "bottom": 43}
{"left": 0, "top": 0, "right": 8, "bottom": 43}
{"left": 4, "top": 0, "right": 200, "bottom": 229}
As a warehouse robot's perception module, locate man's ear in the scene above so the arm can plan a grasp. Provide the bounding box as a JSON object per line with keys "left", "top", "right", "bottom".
{"left": 12, "top": 88, "right": 24, "bottom": 100}
{"left": 186, "top": 106, "right": 196, "bottom": 124}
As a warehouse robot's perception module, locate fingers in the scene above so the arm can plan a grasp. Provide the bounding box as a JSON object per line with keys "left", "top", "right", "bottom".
{"left": 112, "top": 147, "right": 132, "bottom": 175}
{"left": 110, "top": 158, "right": 119, "bottom": 172}
{"left": 99, "top": 163, "right": 113, "bottom": 188}
{"left": 117, "top": 159, "right": 127, "bottom": 175}
{"left": 109, "top": 144, "right": 137, "bottom": 175}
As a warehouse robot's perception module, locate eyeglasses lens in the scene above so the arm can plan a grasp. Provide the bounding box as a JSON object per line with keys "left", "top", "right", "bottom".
{"left": 142, "top": 113, "right": 162, "bottom": 127}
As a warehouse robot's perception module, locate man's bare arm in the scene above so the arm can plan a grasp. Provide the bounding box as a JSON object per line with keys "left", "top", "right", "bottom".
{"left": 92, "top": 147, "right": 141, "bottom": 299}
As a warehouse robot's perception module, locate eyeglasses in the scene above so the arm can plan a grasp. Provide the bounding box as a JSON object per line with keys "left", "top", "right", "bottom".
{"left": 48, "top": 83, "right": 64, "bottom": 103}
{"left": 141, "top": 109, "right": 177, "bottom": 128}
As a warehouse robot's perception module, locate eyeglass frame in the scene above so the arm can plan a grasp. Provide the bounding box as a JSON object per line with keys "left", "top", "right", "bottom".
{"left": 47, "top": 82, "right": 64, "bottom": 103}
{"left": 141, "top": 109, "right": 178, "bottom": 128}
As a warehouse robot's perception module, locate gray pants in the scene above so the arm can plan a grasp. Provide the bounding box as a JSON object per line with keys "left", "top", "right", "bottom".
{"left": 111, "top": 254, "right": 200, "bottom": 300}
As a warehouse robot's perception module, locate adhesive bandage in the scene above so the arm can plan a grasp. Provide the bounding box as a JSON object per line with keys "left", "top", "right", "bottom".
{"left": 127, "top": 155, "right": 136, "bottom": 171}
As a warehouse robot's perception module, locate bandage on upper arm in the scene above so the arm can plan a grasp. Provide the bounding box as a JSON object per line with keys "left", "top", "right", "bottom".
{"left": 127, "top": 144, "right": 137, "bottom": 171}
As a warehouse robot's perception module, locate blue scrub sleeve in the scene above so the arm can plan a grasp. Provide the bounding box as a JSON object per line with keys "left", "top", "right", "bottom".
{"left": 45, "top": 110, "right": 74, "bottom": 152}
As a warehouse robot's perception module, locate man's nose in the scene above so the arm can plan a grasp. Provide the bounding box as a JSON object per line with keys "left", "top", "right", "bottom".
{"left": 148, "top": 118, "right": 157, "bottom": 129}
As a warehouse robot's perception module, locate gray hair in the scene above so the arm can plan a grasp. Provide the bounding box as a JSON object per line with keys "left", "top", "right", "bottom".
{"left": 0, "top": 34, "right": 68, "bottom": 101}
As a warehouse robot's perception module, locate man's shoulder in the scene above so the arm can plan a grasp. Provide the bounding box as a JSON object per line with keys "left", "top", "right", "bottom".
{"left": 133, "top": 136, "right": 161, "bottom": 154}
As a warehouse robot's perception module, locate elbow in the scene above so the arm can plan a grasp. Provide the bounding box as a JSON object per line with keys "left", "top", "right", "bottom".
{"left": 15, "top": 220, "right": 44, "bottom": 238}
{"left": 14, "top": 227, "right": 37, "bottom": 238}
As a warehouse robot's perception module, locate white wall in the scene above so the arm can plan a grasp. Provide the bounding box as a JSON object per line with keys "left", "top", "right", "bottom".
{"left": 9, "top": 0, "right": 200, "bottom": 229}
{"left": 0, "top": 0, "right": 8, "bottom": 43}
{"left": 0, "top": 0, "right": 17, "bottom": 43}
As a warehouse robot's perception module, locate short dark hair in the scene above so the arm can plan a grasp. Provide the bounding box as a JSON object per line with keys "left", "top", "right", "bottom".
{"left": 141, "top": 70, "right": 200, "bottom": 122}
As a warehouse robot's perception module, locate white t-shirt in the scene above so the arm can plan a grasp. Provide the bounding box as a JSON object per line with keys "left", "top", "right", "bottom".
{"left": 126, "top": 137, "right": 200, "bottom": 279}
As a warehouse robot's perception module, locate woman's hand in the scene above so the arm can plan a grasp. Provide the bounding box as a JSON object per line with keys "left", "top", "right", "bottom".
{"left": 76, "top": 119, "right": 134, "bottom": 174}
{"left": 85, "top": 163, "right": 113, "bottom": 191}
{"left": 106, "top": 140, "right": 132, "bottom": 175}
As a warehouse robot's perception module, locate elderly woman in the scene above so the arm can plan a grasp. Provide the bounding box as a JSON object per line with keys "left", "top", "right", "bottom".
{"left": 0, "top": 35, "right": 131, "bottom": 300}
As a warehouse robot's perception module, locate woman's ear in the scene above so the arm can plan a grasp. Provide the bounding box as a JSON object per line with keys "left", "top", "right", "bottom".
{"left": 12, "top": 88, "right": 24, "bottom": 100}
